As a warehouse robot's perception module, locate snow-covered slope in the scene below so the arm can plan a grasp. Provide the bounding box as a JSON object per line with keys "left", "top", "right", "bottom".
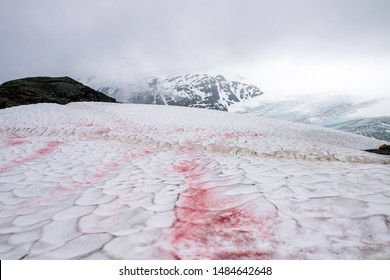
{"left": 1, "top": 102, "right": 389, "bottom": 259}
{"left": 230, "top": 93, "right": 390, "bottom": 141}
{"left": 86, "top": 74, "right": 263, "bottom": 111}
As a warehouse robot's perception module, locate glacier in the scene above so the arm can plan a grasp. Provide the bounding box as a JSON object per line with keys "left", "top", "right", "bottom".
{"left": 230, "top": 93, "right": 390, "bottom": 141}
{"left": 0, "top": 102, "right": 389, "bottom": 259}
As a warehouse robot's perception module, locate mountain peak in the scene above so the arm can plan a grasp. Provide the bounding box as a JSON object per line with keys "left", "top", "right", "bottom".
{"left": 91, "top": 74, "right": 263, "bottom": 111}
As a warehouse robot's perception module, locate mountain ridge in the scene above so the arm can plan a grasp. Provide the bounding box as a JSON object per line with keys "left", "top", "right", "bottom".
{"left": 90, "top": 74, "right": 263, "bottom": 111}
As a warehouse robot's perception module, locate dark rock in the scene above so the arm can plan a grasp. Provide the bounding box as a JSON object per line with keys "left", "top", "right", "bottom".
{"left": 0, "top": 76, "right": 116, "bottom": 110}
{"left": 379, "top": 144, "right": 390, "bottom": 150}
{"left": 365, "top": 144, "right": 390, "bottom": 155}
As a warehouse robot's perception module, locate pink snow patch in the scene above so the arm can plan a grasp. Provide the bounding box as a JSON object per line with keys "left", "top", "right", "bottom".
{"left": 82, "top": 123, "right": 95, "bottom": 127}
{"left": 173, "top": 159, "right": 201, "bottom": 174}
{"left": 182, "top": 140, "right": 194, "bottom": 146}
{"left": 28, "top": 149, "right": 154, "bottom": 206}
{"left": 0, "top": 141, "right": 63, "bottom": 173}
{"left": 95, "top": 128, "right": 111, "bottom": 135}
{"left": 86, "top": 149, "right": 153, "bottom": 182}
{"left": 3, "top": 135, "right": 28, "bottom": 147}
{"left": 222, "top": 132, "right": 244, "bottom": 139}
{"left": 34, "top": 141, "right": 63, "bottom": 155}
{"left": 172, "top": 187, "right": 277, "bottom": 260}
{"left": 171, "top": 158, "right": 276, "bottom": 260}
{"left": 6, "top": 139, "right": 28, "bottom": 146}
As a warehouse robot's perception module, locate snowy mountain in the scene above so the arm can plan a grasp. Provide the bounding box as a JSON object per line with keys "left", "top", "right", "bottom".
{"left": 85, "top": 75, "right": 389, "bottom": 142}
{"left": 86, "top": 74, "right": 263, "bottom": 111}
{"left": 230, "top": 93, "right": 390, "bottom": 141}
{"left": 1, "top": 102, "right": 389, "bottom": 259}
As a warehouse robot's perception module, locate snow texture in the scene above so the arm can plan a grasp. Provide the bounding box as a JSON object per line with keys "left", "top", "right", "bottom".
{"left": 0, "top": 102, "right": 389, "bottom": 259}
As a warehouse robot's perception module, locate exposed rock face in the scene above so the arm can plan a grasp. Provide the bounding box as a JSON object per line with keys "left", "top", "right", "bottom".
{"left": 365, "top": 144, "right": 390, "bottom": 155}
{"left": 0, "top": 76, "right": 116, "bottom": 109}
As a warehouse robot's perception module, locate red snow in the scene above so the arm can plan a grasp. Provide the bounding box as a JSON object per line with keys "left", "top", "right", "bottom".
{"left": 171, "top": 158, "right": 276, "bottom": 260}
{"left": 173, "top": 159, "right": 201, "bottom": 174}
{"left": 86, "top": 149, "right": 152, "bottom": 182}
{"left": 6, "top": 139, "right": 27, "bottom": 146}
{"left": 35, "top": 141, "right": 63, "bottom": 155}
{"left": 0, "top": 141, "right": 63, "bottom": 173}
{"left": 82, "top": 123, "right": 95, "bottom": 127}
{"left": 222, "top": 132, "right": 244, "bottom": 139}
{"left": 28, "top": 149, "right": 153, "bottom": 206}
{"left": 4, "top": 135, "right": 28, "bottom": 147}
{"left": 95, "top": 128, "right": 111, "bottom": 135}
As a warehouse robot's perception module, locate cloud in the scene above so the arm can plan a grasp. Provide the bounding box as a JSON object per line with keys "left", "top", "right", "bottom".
{"left": 1, "top": 0, "right": 389, "bottom": 95}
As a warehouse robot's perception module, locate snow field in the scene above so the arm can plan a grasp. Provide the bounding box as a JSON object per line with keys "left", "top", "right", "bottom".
{"left": 0, "top": 102, "right": 389, "bottom": 259}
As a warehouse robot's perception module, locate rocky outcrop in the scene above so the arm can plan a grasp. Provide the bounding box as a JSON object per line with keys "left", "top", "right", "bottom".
{"left": 0, "top": 76, "right": 116, "bottom": 109}
{"left": 365, "top": 144, "right": 390, "bottom": 155}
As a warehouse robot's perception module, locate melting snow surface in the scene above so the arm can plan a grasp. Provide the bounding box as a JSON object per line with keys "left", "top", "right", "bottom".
{"left": 0, "top": 102, "right": 389, "bottom": 259}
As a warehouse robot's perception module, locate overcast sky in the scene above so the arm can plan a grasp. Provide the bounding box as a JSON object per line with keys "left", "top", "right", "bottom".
{"left": 1, "top": 0, "right": 389, "bottom": 96}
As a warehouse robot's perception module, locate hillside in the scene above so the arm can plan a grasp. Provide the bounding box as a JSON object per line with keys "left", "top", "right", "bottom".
{"left": 0, "top": 77, "right": 116, "bottom": 109}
